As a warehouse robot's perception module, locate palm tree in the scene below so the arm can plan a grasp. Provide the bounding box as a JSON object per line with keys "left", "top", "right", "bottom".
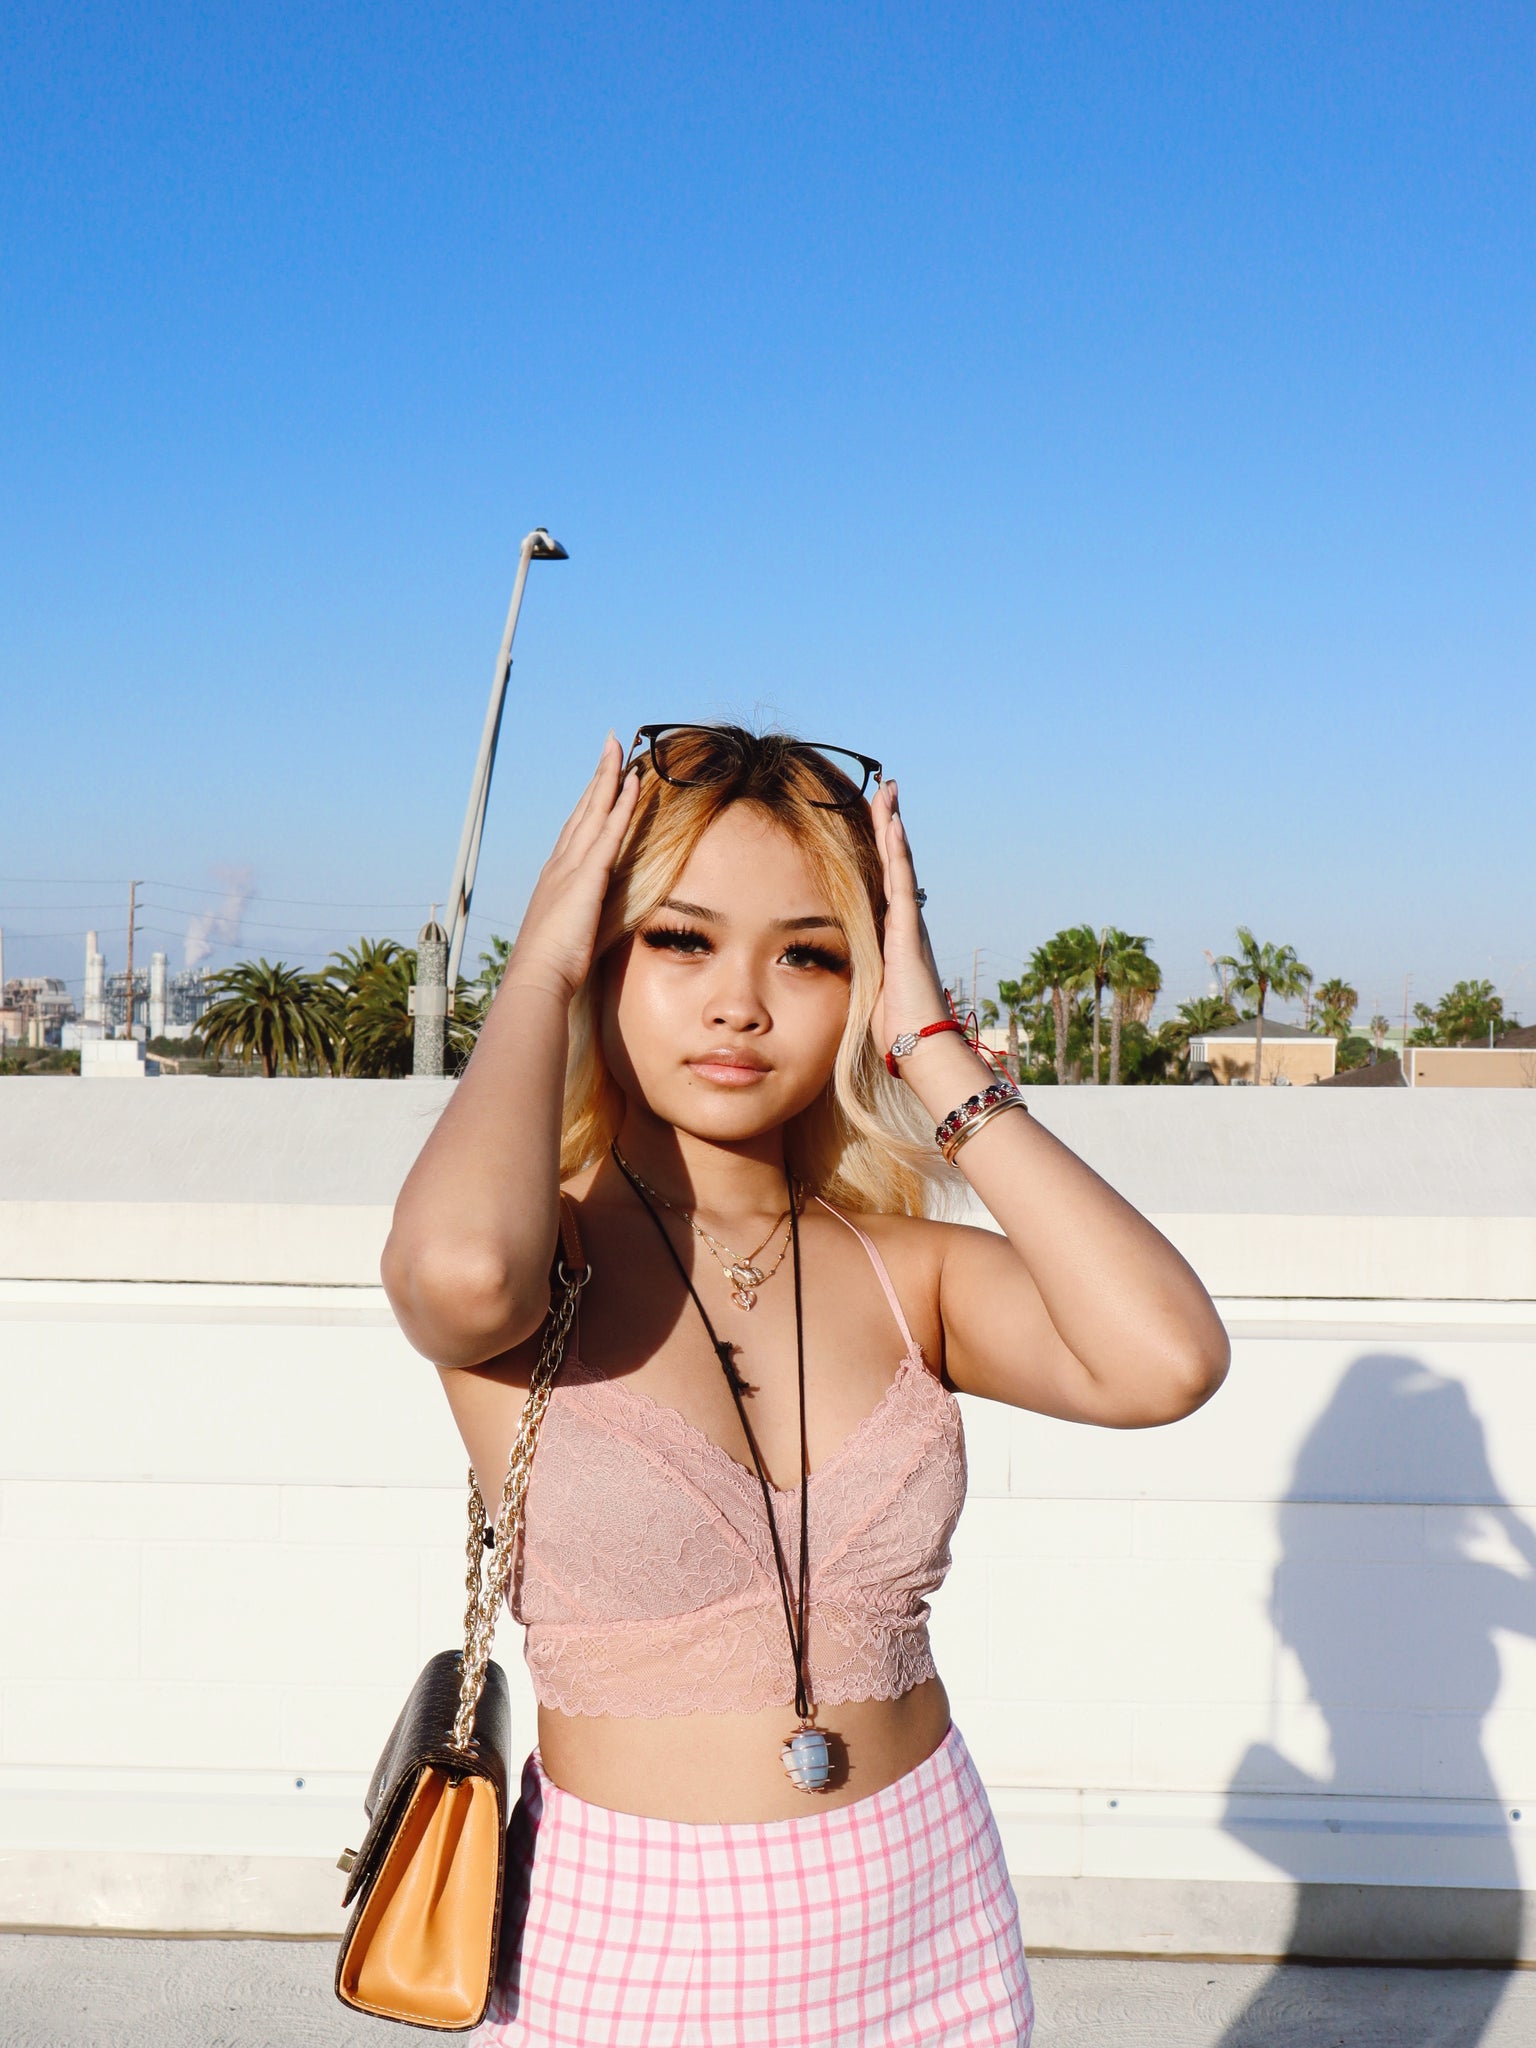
{"left": 1215, "top": 928, "right": 1313, "bottom": 1086}
{"left": 1369, "top": 1013, "right": 1390, "bottom": 1051}
{"left": 199, "top": 960, "right": 332, "bottom": 1077}
{"left": 992, "top": 973, "right": 1038, "bottom": 1080}
{"left": 1052, "top": 925, "right": 1115, "bottom": 1082}
{"left": 1435, "top": 979, "right": 1506, "bottom": 1046}
{"left": 1028, "top": 935, "right": 1086, "bottom": 1085}
{"left": 325, "top": 938, "right": 442, "bottom": 1079}
{"left": 1158, "top": 995, "right": 1238, "bottom": 1079}
{"left": 1104, "top": 931, "right": 1161, "bottom": 1085}
{"left": 1313, "top": 977, "right": 1359, "bottom": 1040}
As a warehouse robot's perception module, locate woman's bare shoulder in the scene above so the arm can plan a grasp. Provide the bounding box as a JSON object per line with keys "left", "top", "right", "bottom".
{"left": 820, "top": 1202, "right": 995, "bottom": 1299}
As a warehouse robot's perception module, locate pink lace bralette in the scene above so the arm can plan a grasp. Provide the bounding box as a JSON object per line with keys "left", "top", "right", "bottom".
{"left": 508, "top": 1199, "right": 967, "bottom": 1717}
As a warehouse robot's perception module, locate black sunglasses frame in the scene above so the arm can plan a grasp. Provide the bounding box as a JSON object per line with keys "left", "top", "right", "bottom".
{"left": 625, "top": 724, "right": 884, "bottom": 810}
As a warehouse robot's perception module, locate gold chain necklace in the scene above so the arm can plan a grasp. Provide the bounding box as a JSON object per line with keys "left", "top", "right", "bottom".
{"left": 611, "top": 1149, "right": 798, "bottom": 1311}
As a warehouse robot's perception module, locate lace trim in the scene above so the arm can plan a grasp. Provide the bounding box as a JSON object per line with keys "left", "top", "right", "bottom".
{"left": 556, "top": 1345, "right": 946, "bottom": 1496}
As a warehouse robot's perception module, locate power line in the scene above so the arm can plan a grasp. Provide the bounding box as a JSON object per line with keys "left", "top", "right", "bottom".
{"left": 0, "top": 875, "right": 441, "bottom": 910}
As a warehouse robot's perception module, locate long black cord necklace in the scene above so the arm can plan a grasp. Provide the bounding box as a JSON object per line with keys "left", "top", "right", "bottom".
{"left": 610, "top": 1142, "right": 832, "bottom": 1793}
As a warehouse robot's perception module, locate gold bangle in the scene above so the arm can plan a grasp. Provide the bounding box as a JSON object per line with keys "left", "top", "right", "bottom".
{"left": 940, "top": 1095, "right": 1027, "bottom": 1164}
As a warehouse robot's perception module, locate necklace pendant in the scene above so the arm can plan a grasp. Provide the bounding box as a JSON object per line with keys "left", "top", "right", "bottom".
{"left": 781, "top": 1723, "right": 832, "bottom": 1793}
{"left": 731, "top": 1286, "right": 758, "bottom": 1312}
{"left": 729, "top": 1262, "right": 764, "bottom": 1289}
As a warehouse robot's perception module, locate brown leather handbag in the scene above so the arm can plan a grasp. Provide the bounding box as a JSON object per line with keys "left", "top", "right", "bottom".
{"left": 334, "top": 1203, "right": 588, "bottom": 2030}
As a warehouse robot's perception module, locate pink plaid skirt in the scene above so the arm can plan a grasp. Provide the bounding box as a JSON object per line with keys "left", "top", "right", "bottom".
{"left": 472, "top": 1721, "right": 1032, "bottom": 2047}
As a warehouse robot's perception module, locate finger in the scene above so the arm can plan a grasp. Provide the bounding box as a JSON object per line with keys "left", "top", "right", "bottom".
{"left": 593, "top": 755, "right": 641, "bottom": 858}
{"left": 551, "top": 740, "right": 617, "bottom": 855}
{"left": 870, "top": 782, "right": 898, "bottom": 886}
{"left": 885, "top": 810, "right": 923, "bottom": 911}
{"left": 558, "top": 735, "right": 626, "bottom": 858}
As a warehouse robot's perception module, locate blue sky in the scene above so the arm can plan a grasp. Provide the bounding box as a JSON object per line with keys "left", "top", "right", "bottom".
{"left": 3, "top": 2, "right": 1532, "bottom": 1027}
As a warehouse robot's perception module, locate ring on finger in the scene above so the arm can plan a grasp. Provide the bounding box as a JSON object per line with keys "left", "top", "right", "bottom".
{"left": 913, "top": 887, "right": 928, "bottom": 908}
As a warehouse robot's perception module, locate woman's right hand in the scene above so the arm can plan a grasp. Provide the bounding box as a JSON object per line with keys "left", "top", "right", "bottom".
{"left": 502, "top": 733, "right": 640, "bottom": 1002}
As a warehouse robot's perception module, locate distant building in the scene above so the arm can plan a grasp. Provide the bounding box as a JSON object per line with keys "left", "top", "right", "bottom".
{"left": 1406, "top": 1025, "right": 1536, "bottom": 1088}
{"left": 1187, "top": 1018, "right": 1337, "bottom": 1087}
{"left": 104, "top": 970, "right": 149, "bottom": 1035}
{"left": 1317, "top": 1053, "right": 1407, "bottom": 1088}
{"left": 1, "top": 974, "right": 76, "bottom": 1048}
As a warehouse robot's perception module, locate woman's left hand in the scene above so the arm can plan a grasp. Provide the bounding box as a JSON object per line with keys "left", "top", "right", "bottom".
{"left": 869, "top": 780, "right": 952, "bottom": 1059}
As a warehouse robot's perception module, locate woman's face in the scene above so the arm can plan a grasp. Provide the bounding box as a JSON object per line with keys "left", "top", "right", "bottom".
{"left": 601, "top": 803, "right": 854, "bottom": 1145}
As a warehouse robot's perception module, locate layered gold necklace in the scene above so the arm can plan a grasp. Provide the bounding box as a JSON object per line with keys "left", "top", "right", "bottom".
{"left": 611, "top": 1150, "right": 798, "bottom": 1310}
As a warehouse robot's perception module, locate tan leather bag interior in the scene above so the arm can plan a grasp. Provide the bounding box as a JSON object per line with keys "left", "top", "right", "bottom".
{"left": 337, "top": 1766, "right": 501, "bottom": 2027}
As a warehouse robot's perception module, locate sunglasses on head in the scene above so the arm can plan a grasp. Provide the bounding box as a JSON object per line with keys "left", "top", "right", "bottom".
{"left": 624, "top": 724, "right": 883, "bottom": 811}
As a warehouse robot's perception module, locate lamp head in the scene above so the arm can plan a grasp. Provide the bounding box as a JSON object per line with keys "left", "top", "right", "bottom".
{"left": 526, "top": 528, "right": 569, "bottom": 561}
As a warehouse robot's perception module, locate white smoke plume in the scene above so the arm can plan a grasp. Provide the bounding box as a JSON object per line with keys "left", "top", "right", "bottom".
{"left": 185, "top": 865, "right": 254, "bottom": 969}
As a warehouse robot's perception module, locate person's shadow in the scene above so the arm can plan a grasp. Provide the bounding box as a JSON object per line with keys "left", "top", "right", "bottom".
{"left": 1218, "top": 1354, "right": 1536, "bottom": 2046}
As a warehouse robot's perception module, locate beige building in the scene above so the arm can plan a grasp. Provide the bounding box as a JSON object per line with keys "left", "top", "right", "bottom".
{"left": 1188, "top": 1018, "right": 1337, "bottom": 1086}
{"left": 1407, "top": 1024, "right": 1536, "bottom": 1088}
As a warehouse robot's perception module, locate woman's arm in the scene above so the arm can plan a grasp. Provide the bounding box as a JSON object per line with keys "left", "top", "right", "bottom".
{"left": 870, "top": 783, "right": 1230, "bottom": 1428}
{"left": 381, "top": 737, "right": 637, "bottom": 1367}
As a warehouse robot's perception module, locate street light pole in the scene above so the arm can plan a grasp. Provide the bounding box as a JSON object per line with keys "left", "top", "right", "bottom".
{"left": 443, "top": 528, "right": 568, "bottom": 991}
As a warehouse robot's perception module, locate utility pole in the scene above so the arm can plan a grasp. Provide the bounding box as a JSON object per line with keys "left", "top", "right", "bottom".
{"left": 124, "top": 880, "right": 142, "bottom": 1038}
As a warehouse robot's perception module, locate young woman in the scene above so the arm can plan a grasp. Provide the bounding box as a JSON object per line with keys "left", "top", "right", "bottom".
{"left": 383, "top": 725, "right": 1229, "bottom": 2047}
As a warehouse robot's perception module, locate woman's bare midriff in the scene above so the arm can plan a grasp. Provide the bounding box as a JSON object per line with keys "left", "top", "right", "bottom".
{"left": 535, "top": 1672, "right": 953, "bottom": 1823}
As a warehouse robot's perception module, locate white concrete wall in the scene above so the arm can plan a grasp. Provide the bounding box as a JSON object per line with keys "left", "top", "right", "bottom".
{"left": 3, "top": 1082, "right": 1535, "bottom": 1957}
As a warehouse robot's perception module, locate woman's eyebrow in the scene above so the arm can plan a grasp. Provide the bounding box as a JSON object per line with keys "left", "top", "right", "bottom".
{"left": 657, "top": 897, "right": 721, "bottom": 922}
{"left": 656, "top": 898, "right": 843, "bottom": 934}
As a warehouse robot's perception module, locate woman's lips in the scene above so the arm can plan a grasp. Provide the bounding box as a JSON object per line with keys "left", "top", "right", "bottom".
{"left": 686, "top": 1050, "right": 772, "bottom": 1086}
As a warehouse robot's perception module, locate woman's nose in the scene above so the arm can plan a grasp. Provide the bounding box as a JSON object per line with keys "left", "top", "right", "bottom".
{"left": 704, "top": 963, "right": 768, "bottom": 1033}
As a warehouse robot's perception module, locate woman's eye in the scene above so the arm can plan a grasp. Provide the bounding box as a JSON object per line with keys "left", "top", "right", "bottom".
{"left": 641, "top": 925, "right": 712, "bottom": 955}
{"left": 783, "top": 944, "right": 850, "bottom": 973}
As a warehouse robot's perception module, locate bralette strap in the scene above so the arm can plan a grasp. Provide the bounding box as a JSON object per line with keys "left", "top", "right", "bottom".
{"left": 814, "top": 1197, "right": 921, "bottom": 1360}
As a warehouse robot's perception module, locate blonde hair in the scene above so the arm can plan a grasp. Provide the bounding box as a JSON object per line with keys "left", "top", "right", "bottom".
{"left": 560, "top": 729, "right": 951, "bottom": 1216}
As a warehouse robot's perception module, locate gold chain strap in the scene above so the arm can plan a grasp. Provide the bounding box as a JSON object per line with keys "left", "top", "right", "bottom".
{"left": 450, "top": 1252, "right": 588, "bottom": 1754}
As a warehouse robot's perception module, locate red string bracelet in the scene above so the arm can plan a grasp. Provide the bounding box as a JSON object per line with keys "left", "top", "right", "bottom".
{"left": 885, "top": 1019, "right": 966, "bottom": 1077}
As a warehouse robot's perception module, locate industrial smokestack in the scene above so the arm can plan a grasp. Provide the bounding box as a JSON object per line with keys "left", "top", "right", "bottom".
{"left": 149, "top": 952, "right": 168, "bottom": 1041}
{"left": 84, "top": 932, "right": 106, "bottom": 1026}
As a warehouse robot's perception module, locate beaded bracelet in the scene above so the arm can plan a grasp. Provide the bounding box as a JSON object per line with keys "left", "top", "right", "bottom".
{"left": 942, "top": 1095, "right": 1025, "bottom": 1163}
{"left": 935, "top": 1076, "right": 1026, "bottom": 1161}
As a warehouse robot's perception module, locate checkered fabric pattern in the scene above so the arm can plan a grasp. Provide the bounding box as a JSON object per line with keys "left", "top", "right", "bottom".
{"left": 473, "top": 1722, "right": 1033, "bottom": 2046}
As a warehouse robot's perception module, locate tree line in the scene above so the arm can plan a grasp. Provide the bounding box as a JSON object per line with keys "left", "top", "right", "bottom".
{"left": 181, "top": 930, "right": 1519, "bottom": 1082}
{"left": 189, "top": 939, "right": 506, "bottom": 1077}
{"left": 974, "top": 928, "right": 1519, "bottom": 1086}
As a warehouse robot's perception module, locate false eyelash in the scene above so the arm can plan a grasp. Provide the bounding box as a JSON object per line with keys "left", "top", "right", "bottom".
{"left": 785, "top": 943, "right": 851, "bottom": 973}
{"left": 641, "top": 923, "right": 712, "bottom": 952}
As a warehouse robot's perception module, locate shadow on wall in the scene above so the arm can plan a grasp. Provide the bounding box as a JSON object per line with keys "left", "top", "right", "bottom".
{"left": 1218, "top": 1354, "right": 1536, "bottom": 2047}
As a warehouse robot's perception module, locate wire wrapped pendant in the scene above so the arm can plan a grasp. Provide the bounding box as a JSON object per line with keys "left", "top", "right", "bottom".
{"left": 781, "top": 1723, "right": 832, "bottom": 1792}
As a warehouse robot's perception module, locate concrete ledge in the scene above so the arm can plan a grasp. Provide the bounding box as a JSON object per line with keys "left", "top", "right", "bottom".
{"left": 5, "top": 1202, "right": 1534, "bottom": 1299}
{"left": 0, "top": 1203, "right": 389, "bottom": 1286}
{"left": 6, "top": 1851, "right": 1532, "bottom": 1963}
{"left": 1018, "top": 1875, "right": 1535, "bottom": 1965}
{"left": 1156, "top": 1213, "right": 1536, "bottom": 1302}
{"left": 0, "top": 1851, "right": 349, "bottom": 1938}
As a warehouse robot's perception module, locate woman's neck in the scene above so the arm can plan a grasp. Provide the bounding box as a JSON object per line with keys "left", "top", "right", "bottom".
{"left": 608, "top": 1114, "right": 792, "bottom": 1228}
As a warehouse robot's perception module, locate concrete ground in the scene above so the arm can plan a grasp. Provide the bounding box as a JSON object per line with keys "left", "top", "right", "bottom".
{"left": 3, "top": 1936, "right": 1535, "bottom": 2046}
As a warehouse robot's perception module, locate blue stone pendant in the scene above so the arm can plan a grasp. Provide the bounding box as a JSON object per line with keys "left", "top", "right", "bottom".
{"left": 781, "top": 1723, "right": 832, "bottom": 1792}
